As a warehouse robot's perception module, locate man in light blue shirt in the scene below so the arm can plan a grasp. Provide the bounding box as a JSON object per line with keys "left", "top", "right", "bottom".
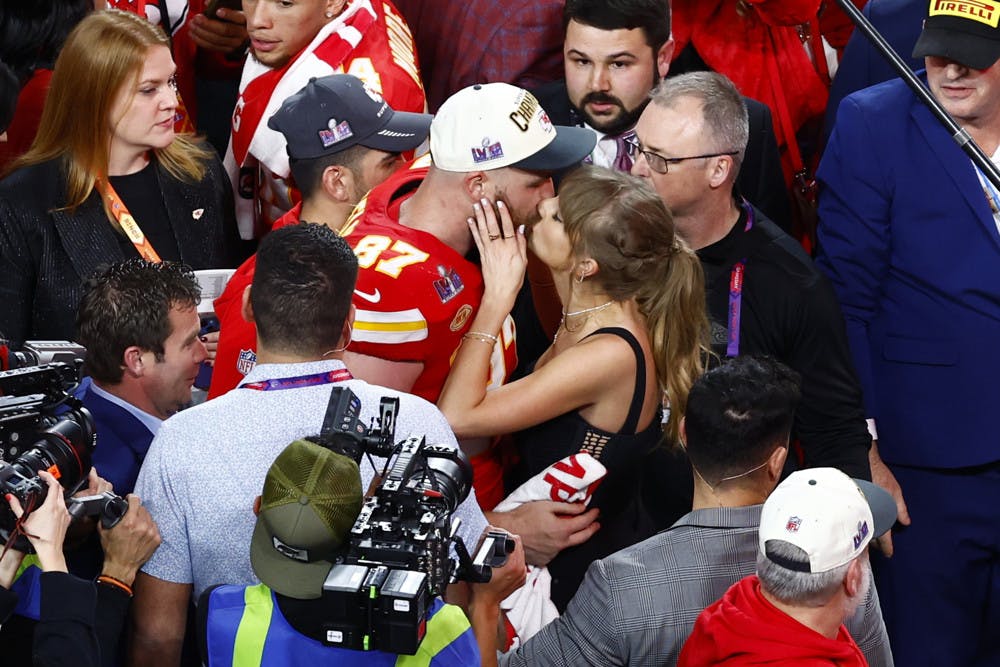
{"left": 131, "top": 223, "right": 491, "bottom": 666}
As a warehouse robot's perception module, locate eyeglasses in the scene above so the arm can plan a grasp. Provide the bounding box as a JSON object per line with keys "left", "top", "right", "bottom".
{"left": 635, "top": 146, "right": 739, "bottom": 174}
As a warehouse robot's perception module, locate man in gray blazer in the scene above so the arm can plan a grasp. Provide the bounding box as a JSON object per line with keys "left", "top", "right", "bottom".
{"left": 500, "top": 356, "right": 894, "bottom": 666}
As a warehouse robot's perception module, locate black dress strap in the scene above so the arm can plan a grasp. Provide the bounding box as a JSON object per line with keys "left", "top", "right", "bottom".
{"left": 583, "top": 327, "right": 648, "bottom": 434}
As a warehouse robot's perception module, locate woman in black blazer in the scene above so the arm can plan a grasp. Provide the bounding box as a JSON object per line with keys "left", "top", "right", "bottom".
{"left": 0, "top": 9, "right": 239, "bottom": 344}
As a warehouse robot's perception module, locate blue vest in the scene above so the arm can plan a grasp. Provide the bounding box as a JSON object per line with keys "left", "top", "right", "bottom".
{"left": 203, "top": 583, "right": 479, "bottom": 666}
{"left": 11, "top": 555, "right": 42, "bottom": 620}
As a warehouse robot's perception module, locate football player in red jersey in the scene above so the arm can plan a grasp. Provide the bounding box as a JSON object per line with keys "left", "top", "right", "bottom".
{"left": 224, "top": 0, "right": 425, "bottom": 239}
{"left": 340, "top": 83, "right": 594, "bottom": 510}
{"left": 209, "top": 74, "right": 431, "bottom": 399}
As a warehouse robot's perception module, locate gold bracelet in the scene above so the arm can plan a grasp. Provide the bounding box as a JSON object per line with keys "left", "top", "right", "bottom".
{"left": 462, "top": 331, "right": 498, "bottom": 345}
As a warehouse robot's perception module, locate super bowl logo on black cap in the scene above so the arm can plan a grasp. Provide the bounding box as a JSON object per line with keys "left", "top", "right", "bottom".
{"left": 319, "top": 118, "right": 354, "bottom": 148}
{"left": 931, "top": 0, "right": 1000, "bottom": 27}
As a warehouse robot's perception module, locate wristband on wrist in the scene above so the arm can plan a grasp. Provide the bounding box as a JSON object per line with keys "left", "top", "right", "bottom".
{"left": 462, "top": 331, "right": 498, "bottom": 345}
{"left": 96, "top": 574, "right": 133, "bottom": 597}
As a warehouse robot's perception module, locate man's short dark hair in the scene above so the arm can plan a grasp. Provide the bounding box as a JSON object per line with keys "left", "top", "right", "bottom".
{"left": 251, "top": 223, "right": 358, "bottom": 356}
{"left": 289, "top": 144, "right": 368, "bottom": 200}
{"left": 563, "top": 0, "right": 672, "bottom": 53}
{"left": 684, "top": 356, "right": 801, "bottom": 485}
{"left": 76, "top": 259, "right": 201, "bottom": 384}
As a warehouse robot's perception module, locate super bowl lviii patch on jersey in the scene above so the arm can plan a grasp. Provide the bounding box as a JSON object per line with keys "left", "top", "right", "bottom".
{"left": 433, "top": 266, "right": 464, "bottom": 303}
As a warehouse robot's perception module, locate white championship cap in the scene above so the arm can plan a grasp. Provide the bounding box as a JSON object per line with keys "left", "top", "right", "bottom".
{"left": 430, "top": 83, "right": 595, "bottom": 172}
{"left": 759, "top": 467, "right": 897, "bottom": 573}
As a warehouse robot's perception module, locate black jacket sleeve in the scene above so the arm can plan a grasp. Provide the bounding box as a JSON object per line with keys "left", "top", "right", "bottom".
{"left": 780, "top": 255, "right": 872, "bottom": 479}
{"left": 94, "top": 578, "right": 132, "bottom": 667}
{"left": 0, "top": 585, "right": 18, "bottom": 624}
{"left": 33, "top": 572, "right": 99, "bottom": 667}
{"left": 740, "top": 98, "right": 793, "bottom": 234}
{"left": 32, "top": 572, "right": 132, "bottom": 667}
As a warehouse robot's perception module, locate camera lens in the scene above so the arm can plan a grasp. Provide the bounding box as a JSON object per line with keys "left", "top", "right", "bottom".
{"left": 10, "top": 407, "right": 96, "bottom": 499}
{"left": 414, "top": 447, "right": 472, "bottom": 513}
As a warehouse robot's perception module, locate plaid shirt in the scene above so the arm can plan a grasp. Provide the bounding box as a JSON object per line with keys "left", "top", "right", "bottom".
{"left": 500, "top": 505, "right": 894, "bottom": 667}
{"left": 392, "top": 0, "right": 564, "bottom": 111}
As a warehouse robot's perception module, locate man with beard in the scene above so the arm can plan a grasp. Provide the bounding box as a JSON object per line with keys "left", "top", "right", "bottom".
{"left": 516, "top": 0, "right": 791, "bottom": 376}
{"left": 533, "top": 0, "right": 789, "bottom": 229}
{"left": 341, "top": 82, "right": 595, "bottom": 512}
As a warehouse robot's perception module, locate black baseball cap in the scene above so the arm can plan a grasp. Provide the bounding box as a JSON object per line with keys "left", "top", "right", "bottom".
{"left": 913, "top": 0, "right": 1000, "bottom": 70}
{"left": 268, "top": 74, "right": 432, "bottom": 160}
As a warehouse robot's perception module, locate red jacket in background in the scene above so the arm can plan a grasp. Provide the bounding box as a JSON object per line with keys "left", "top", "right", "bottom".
{"left": 679, "top": 575, "right": 868, "bottom": 666}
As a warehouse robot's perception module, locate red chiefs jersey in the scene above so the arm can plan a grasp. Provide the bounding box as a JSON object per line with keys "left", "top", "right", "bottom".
{"left": 108, "top": 0, "right": 241, "bottom": 130}
{"left": 228, "top": 0, "right": 426, "bottom": 238}
{"left": 208, "top": 204, "right": 303, "bottom": 399}
{"left": 342, "top": 158, "right": 518, "bottom": 404}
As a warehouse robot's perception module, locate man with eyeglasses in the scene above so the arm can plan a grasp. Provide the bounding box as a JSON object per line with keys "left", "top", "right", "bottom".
{"left": 632, "top": 72, "right": 879, "bottom": 507}
{"left": 532, "top": 0, "right": 790, "bottom": 230}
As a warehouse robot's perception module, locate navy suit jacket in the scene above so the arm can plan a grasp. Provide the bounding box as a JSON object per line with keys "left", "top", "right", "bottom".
{"left": 817, "top": 76, "right": 1000, "bottom": 468}
{"left": 825, "top": 0, "right": 926, "bottom": 136}
{"left": 75, "top": 377, "right": 157, "bottom": 494}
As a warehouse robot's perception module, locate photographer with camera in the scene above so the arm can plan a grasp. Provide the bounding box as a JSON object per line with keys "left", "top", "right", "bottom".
{"left": 132, "top": 223, "right": 500, "bottom": 666}
{"left": 0, "top": 468, "right": 161, "bottom": 666}
{"left": 199, "top": 438, "right": 524, "bottom": 666}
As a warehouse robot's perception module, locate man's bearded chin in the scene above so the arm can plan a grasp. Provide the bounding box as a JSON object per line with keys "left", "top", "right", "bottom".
{"left": 576, "top": 70, "right": 660, "bottom": 136}
{"left": 575, "top": 92, "right": 637, "bottom": 136}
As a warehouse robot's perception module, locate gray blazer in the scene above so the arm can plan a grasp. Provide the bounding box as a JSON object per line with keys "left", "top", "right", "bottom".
{"left": 500, "top": 505, "right": 893, "bottom": 667}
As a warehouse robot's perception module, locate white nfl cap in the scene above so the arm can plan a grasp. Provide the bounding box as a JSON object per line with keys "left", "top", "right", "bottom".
{"left": 430, "top": 83, "right": 595, "bottom": 172}
{"left": 759, "top": 468, "right": 897, "bottom": 574}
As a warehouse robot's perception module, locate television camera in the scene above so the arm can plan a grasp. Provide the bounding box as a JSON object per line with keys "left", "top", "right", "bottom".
{"left": 0, "top": 343, "right": 128, "bottom": 551}
{"left": 305, "top": 387, "right": 513, "bottom": 655}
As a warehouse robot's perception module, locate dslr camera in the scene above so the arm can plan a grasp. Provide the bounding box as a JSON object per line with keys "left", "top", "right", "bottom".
{"left": 305, "top": 387, "right": 512, "bottom": 655}
{"left": 0, "top": 344, "right": 128, "bottom": 550}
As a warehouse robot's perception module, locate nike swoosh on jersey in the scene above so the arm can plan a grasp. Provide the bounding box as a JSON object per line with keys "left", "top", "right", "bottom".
{"left": 353, "top": 288, "right": 382, "bottom": 303}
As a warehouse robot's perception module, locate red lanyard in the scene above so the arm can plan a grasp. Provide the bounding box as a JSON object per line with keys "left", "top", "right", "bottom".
{"left": 241, "top": 368, "right": 354, "bottom": 391}
{"left": 96, "top": 177, "right": 162, "bottom": 263}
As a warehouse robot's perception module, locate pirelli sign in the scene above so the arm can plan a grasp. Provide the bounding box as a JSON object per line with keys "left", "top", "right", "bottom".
{"left": 930, "top": 0, "right": 1000, "bottom": 27}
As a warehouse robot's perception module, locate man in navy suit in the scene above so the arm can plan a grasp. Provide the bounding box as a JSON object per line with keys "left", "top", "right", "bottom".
{"left": 74, "top": 259, "right": 207, "bottom": 494}
{"left": 825, "top": 0, "right": 926, "bottom": 136}
{"left": 818, "top": 2, "right": 1000, "bottom": 664}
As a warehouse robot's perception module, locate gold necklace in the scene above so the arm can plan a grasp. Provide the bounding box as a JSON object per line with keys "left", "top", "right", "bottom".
{"left": 554, "top": 300, "right": 615, "bottom": 343}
